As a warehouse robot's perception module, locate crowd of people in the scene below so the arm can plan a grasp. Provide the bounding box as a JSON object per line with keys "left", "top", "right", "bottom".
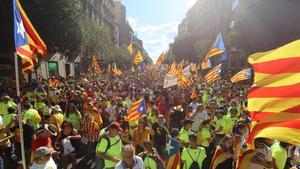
{"left": 0, "top": 68, "right": 299, "bottom": 169}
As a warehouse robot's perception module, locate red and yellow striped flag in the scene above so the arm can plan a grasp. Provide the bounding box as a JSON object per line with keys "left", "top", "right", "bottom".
{"left": 190, "top": 88, "right": 197, "bottom": 99}
{"left": 156, "top": 53, "right": 166, "bottom": 66}
{"left": 204, "top": 64, "right": 222, "bottom": 84}
{"left": 168, "top": 62, "right": 179, "bottom": 76}
{"left": 247, "top": 40, "right": 300, "bottom": 146}
{"left": 133, "top": 50, "right": 143, "bottom": 65}
{"left": 127, "top": 43, "right": 134, "bottom": 55}
{"left": 14, "top": 0, "right": 47, "bottom": 73}
{"left": 177, "top": 70, "right": 192, "bottom": 89}
{"left": 91, "top": 56, "right": 101, "bottom": 73}
{"left": 125, "top": 98, "right": 147, "bottom": 122}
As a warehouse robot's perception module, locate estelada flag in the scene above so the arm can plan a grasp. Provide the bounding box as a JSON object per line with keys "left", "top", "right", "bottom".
{"left": 164, "top": 136, "right": 180, "bottom": 169}
{"left": 125, "top": 98, "right": 147, "bottom": 122}
{"left": 202, "top": 33, "right": 227, "bottom": 70}
{"left": 13, "top": 0, "right": 47, "bottom": 73}
{"left": 230, "top": 68, "right": 251, "bottom": 83}
{"left": 247, "top": 40, "right": 300, "bottom": 146}
{"left": 205, "top": 64, "right": 222, "bottom": 84}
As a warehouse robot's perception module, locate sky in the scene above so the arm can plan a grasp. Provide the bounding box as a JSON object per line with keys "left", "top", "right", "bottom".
{"left": 121, "top": 0, "right": 197, "bottom": 62}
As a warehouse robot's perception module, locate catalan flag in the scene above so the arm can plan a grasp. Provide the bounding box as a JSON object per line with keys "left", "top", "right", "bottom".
{"left": 247, "top": 40, "right": 300, "bottom": 146}
{"left": 164, "top": 136, "right": 180, "bottom": 169}
{"left": 205, "top": 64, "right": 222, "bottom": 84}
{"left": 190, "top": 88, "right": 197, "bottom": 99}
{"left": 230, "top": 68, "right": 251, "bottom": 83}
{"left": 168, "top": 62, "right": 179, "bottom": 76}
{"left": 133, "top": 50, "right": 143, "bottom": 65}
{"left": 91, "top": 56, "right": 101, "bottom": 73}
{"left": 236, "top": 149, "right": 256, "bottom": 169}
{"left": 125, "top": 98, "right": 147, "bottom": 122}
{"left": 210, "top": 147, "right": 227, "bottom": 169}
{"left": 177, "top": 70, "right": 192, "bottom": 89}
{"left": 13, "top": 0, "right": 47, "bottom": 73}
{"left": 112, "top": 62, "right": 122, "bottom": 76}
{"left": 202, "top": 33, "right": 227, "bottom": 70}
{"left": 127, "top": 43, "right": 134, "bottom": 55}
{"left": 156, "top": 52, "right": 166, "bottom": 66}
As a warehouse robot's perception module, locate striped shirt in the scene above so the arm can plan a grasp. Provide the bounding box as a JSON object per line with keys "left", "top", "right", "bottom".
{"left": 82, "top": 120, "right": 99, "bottom": 142}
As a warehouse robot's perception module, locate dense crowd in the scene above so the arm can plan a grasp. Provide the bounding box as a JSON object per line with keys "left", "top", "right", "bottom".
{"left": 0, "top": 69, "right": 299, "bottom": 169}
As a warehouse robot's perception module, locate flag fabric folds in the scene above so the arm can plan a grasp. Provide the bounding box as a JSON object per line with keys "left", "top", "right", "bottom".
{"left": 127, "top": 43, "right": 134, "bottom": 55}
{"left": 190, "top": 88, "right": 197, "bottom": 99}
{"left": 164, "top": 136, "right": 180, "bottom": 169}
{"left": 112, "top": 62, "right": 122, "bottom": 76}
{"left": 230, "top": 68, "right": 251, "bottom": 83}
{"left": 156, "top": 53, "right": 166, "bottom": 66}
{"left": 13, "top": 0, "right": 47, "bottom": 73}
{"left": 125, "top": 98, "right": 147, "bottom": 122}
{"left": 202, "top": 33, "right": 227, "bottom": 70}
{"left": 247, "top": 40, "right": 300, "bottom": 146}
{"left": 177, "top": 71, "right": 192, "bottom": 89}
{"left": 133, "top": 50, "right": 143, "bottom": 65}
{"left": 205, "top": 64, "right": 222, "bottom": 84}
{"left": 91, "top": 56, "right": 101, "bottom": 73}
{"left": 168, "top": 62, "right": 179, "bottom": 76}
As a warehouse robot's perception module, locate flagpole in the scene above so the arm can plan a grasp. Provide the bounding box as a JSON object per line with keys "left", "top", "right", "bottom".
{"left": 14, "top": 52, "right": 27, "bottom": 169}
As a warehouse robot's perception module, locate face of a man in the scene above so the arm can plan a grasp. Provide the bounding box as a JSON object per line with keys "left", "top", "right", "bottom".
{"left": 123, "top": 149, "right": 134, "bottom": 165}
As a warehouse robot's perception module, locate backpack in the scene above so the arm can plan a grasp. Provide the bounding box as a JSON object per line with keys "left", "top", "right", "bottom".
{"left": 98, "top": 134, "right": 121, "bottom": 153}
{"left": 186, "top": 148, "right": 201, "bottom": 169}
{"left": 96, "top": 134, "right": 121, "bottom": 168}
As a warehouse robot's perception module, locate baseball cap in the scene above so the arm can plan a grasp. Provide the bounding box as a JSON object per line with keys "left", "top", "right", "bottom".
{"left": 109, "top": 122, "right": 123, "bottom": 132}
{"left": 34, "top": 146, "right": 52, "bottom": 158}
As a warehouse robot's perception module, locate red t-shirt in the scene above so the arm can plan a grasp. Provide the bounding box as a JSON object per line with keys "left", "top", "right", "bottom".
{"left": 32, "top": 135, "right": 52, "bottom": 152}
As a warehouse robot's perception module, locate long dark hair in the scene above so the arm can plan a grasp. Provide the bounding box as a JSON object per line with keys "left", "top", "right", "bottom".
{"left": 65, "top": 103, "right": 80, "bottom": 118}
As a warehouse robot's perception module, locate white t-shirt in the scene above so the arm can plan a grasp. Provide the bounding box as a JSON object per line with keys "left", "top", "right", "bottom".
{"left": 191, "top": 111, "right": 208, "bottom": 132}
{"left": 115, "top": 156, "right": 145, "bottom": 169}
{"left": 248, "top": 146, "right": 272, "bottom": 169}
{"left": 30, "top": 157, "right": 57, "bottom": 169}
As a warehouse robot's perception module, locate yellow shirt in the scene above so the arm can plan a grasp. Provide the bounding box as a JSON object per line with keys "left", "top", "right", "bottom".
{"left": 197, "top": 128, "right": 211, "bottom": 147}
{"left": 49, "top": 113, "right": 64, "bottom": 131}
{"left": 133, "top": 127, "right": 151, "bottom": 147}
{"left": 181, "top": 147, "right": 206, "bottom": 169}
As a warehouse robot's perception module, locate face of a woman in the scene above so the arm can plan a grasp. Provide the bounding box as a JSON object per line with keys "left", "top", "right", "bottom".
{"left": 62, "top": 125, "right": 72, "bottom": 136}
{"left": 225, "top": 138, "right": 233, "bottom": 148}
{"left": 69, "top": 106, "right": 75, "bottom": 113}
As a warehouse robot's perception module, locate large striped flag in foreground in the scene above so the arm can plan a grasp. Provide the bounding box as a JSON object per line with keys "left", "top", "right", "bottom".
{"left": 205, "top": 64, "right": 222, "bottom": 84}
{"left": 247, "top": 40, "right": 300, "bottom": 146}
{"left": 13, "top": 0, "right": 47, "bottom": 73}
{"left": 125, "top": 98, "right": 147, "bottom": 122}
{"left": 230, "top": 68, "right": 251, "bottom": 83}
{"left": 164, "top": 136, "right": 180, "bottom": 169}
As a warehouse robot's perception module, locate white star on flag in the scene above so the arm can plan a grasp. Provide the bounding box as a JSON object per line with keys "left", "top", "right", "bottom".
{"left": 17, "top": 20, "right": 26, "bottom": 39}
{"left": 165, "top": 140, "right": 174, "bottom": 155}
{"left": 139, "top": 106, "right": 143, "bottom": 112}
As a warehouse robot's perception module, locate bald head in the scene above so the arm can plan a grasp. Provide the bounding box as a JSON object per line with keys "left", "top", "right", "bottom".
{"left": 122, "top": 144, "right": 135, "bottom": 165}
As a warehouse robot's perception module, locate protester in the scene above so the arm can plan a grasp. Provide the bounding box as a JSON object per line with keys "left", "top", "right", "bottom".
{"left": 0, "top": 63, "right": 295, "bottom": 169}
{"left": 96, "top": 122, "right": 123, "bottom": 169}
{"left": 115, "top": 144, "right": 145, "bottom": 169}
{"left": 30, "top": 146, "right": 57, "bottom": 169}
{"left": 181, "top": 133, "right": 206, "bottom": 169}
